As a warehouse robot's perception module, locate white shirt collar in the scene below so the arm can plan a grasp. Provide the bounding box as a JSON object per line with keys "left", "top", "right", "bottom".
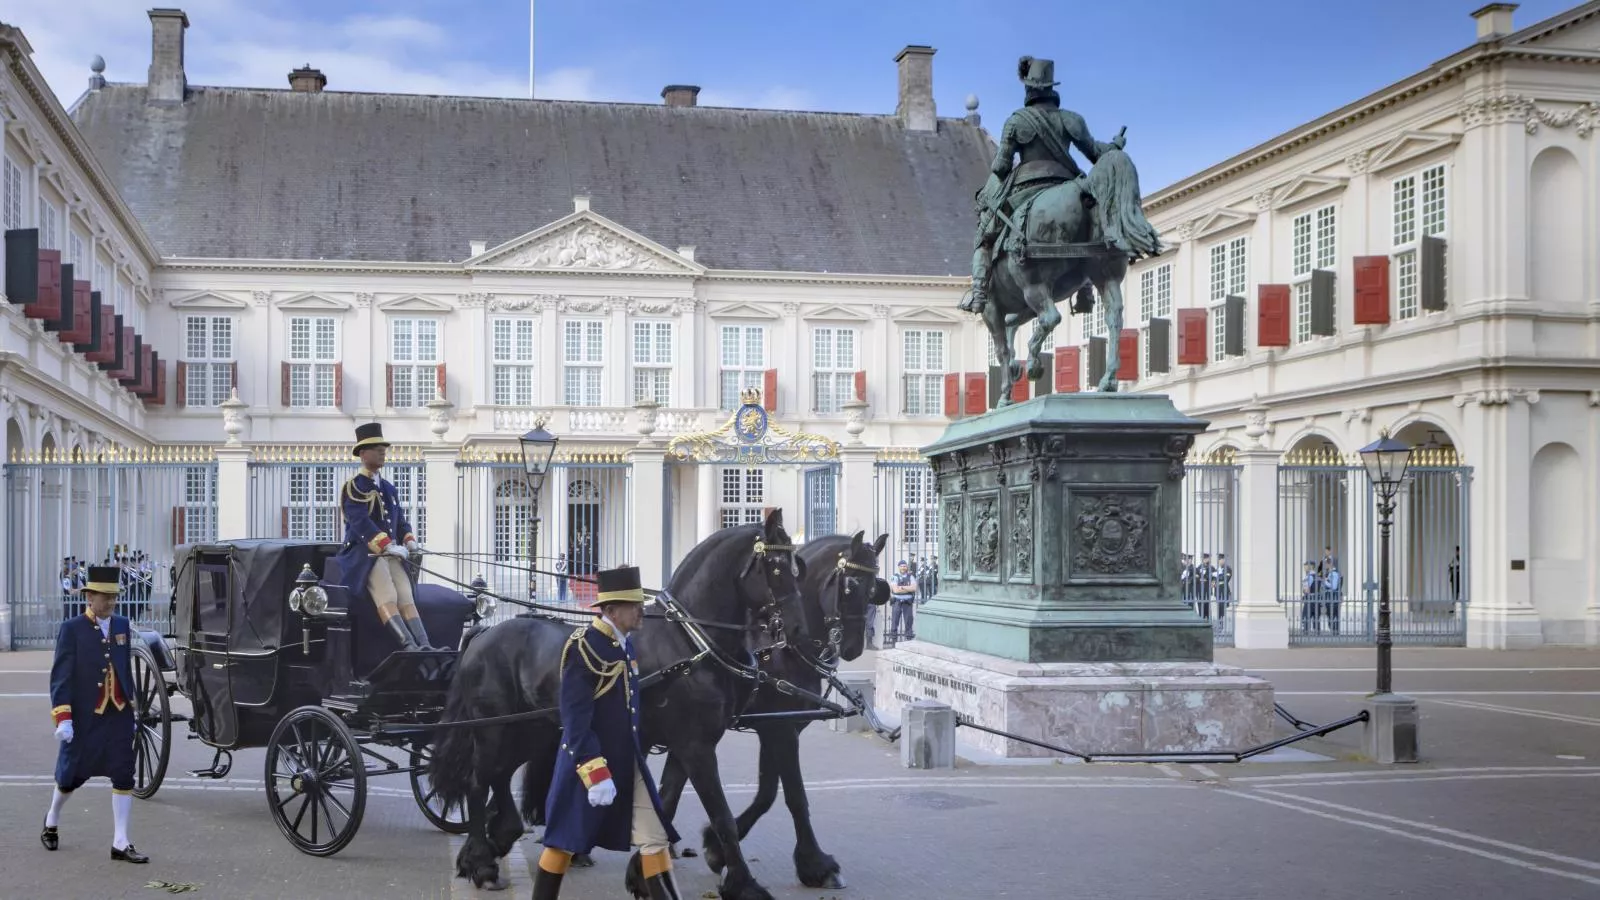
{"left": 600, "top": 612, "right": 630, "bottom": 648}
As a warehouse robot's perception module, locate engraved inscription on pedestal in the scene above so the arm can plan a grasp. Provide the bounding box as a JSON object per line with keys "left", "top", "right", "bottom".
{"left": 1007, "top": 488, "right": 1033, "bottom": 583}
{"left": 942, "top": 497, "right": 964, "bottom": 578}
{"left": 971, "top": 493, "right": 1000, "bottom": 577}
{"left": 1066, "top": 487, "right": 1157, "bottom": 584}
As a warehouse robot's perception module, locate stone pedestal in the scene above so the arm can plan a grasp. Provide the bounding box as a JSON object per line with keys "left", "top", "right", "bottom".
{"left": 828, "top": 670, "right": 876, "bottom": 734}
{"left": 900, "top": 700, "right": 957, "bottom": 769}
{"left": 1363, "top": 693, "right": 1420, "bottom": 764}
{"left": 878, "top": 642, "right": 1274, "bottom": 757}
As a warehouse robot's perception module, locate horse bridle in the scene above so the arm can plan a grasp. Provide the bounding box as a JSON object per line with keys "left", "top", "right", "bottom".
{"left": 808, "top": 553, "right": 879, "bottom": 665}
{"left": 740, "top": 537, "right": 801, "bottom": 656}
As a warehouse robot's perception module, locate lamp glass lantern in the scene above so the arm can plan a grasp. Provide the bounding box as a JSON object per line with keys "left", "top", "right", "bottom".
{"left": 518, "top": 426, "right": 560, "bottom": 497}
{"left": 1359, "top": 430, "right": 1413, "bottom": 500}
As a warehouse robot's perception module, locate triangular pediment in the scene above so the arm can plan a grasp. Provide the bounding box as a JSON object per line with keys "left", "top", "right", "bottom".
{"left": 1271, "top": 173, "right": 1348, "bottom": 211}
{"left": 892, "top": 307, "right": 966, "bottom": 324}
{"left": 706, "top": 301, "right": 781, "bottom": 320}
{"left": 167, "top": 291, "right": 249, "bottom": 310}
{"left": 278, "top": 292, "right": 353, "bottom": 311}
{"left": 1190, "top": 207, "right": 1256, "bottom": 242}
{"left": 469, "top": 211, "right": 702, "bottom": 275}
{"left": 800, "top": 303, "right": 871, "bottom": 321}
{"left": 1510, "top": 5, "right": 1600, "bottom": 51}
{"left": 376, "top": 294, "right": 454, "bottom": 313}
{"left": 1365, "top": 130, "right": 1460, "bottom": 175}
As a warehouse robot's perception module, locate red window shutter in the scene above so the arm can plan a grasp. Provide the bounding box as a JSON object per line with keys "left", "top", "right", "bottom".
{"left": 1353, "top": 256, "right": 1391, "bottom": 325}
{"left": 762, "top": 368, "right": 778, "bottom": 412}
{"left": 280, "top": 361, "right": 291, "bottom": 407}
{"left": 853, "top": 370, "right": 867, "bottom": 402}
{"left": 280, "top": 507, "right": 290, "bottom": 539}
{"left": 1177, "top": 308, "right": 1208, "bottom": 365}
{"left": 26, "top": 250, "right": 62, "bottom": 321}
{"left": 386, "top": 363, "right": 395, "bottom": 408}
{"left": 963, "top": 372, "right": 987, "bottom": 415}
{"left": 1116, "top": 329, "right": 1139, "bottom": 382}
{"left": 333, "top": 362, "right": 343, "bottom": 408}
{"left": 1054, "top": 346, "right": 1081, "bottom": 394}
{"left": 1010, "top": 372, "right": 1029, "bottom": 402}
{"left": 88, "top": 306, "right": 118, "bottom": 364}
{"left": 175, "top": 361, "right": 188, "bottom": 408}
{"left": 109, "top": 328, "right": 136, "bottom": 381}
{"left": 61, "top": 281, "right": 93, "bottom": 344}
{"left": 171, "top": 507, "right": 186, "bottom": 547}
{"left": 435, "top": 362, "right": 447, "bottom": 400}
{"left": 943, "top": 372, "right": 961, "bottom": 416}
{"left": 1257, "top": 284, "right": 1291, "bottom": 348}
{"left": 137, "top": 345, "right": 155, "bottom": 396}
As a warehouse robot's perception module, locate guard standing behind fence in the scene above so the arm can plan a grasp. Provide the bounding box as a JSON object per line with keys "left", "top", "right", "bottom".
{"left": 40, "top": 566, "right": 149, "bottom": 864}
{"left": 333, "top": 423, "right": 435, "bottom": 651}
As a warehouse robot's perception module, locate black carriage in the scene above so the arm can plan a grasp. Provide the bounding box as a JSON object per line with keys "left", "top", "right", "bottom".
{"left": 133, "top": 539, "right": 483, "bottom": 855}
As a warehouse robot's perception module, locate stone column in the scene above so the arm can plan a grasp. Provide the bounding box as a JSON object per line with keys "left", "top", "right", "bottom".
{"left": 422, "top": 446, "right": 459, "bottom": 586}
{"left": 838, "top": 446, "right": 877, "bottom": 541}
{"left": 216, "top": 390, "right": 251, "bottom": 540}
{"left": 630, "top": 447, "right": 668, "bottom": 589}
{"left": 1467, "top": 395, "right": 1543, "bottom": 647}
{"left": 1232, "top": 404, "right": 1289, "bottom": 648}
{"left": 696, "top": 464, "right": 718, "bottom": 543}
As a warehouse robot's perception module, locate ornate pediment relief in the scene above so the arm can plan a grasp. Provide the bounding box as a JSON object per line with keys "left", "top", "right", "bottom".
{"left": 1271, "top": 174, "right": 1348, "bottom": 211}
{"left": 1188, "top": 206, "right": 1256, "bottom": 242}
{"left": 471, "top": 213, "right": 700, "bottom": 275}
{"left": 1363, "top": 130, "right": 1460, "bottom": 175}
{"left": 167, "top": 291, "right": 249, "bottom": 310}
{"left": 376, "top": 294, "right": 454, "bottom": 313}
{"left": 277, "top": 292, "right": 353, "bottom": 311}
{"left": 705, "top": 301, "right": 781, "bottom": 320}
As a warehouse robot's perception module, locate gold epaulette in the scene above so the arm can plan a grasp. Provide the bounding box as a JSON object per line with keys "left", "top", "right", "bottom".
{"left": 561, "top": 626, "right": 627, "bottom": 701}
{"left": 343, "top": 475, "right": 380, "bottom": 511}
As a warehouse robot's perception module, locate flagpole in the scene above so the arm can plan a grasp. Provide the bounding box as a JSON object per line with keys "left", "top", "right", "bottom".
{"left": 528, "top": 0, "right": 535, "bottom": 99}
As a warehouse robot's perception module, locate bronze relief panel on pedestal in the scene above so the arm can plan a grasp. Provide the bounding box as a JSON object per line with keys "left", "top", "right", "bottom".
{"left": 1063, "top": 484, "right": 1159, "bottom": 584}
{"left": 1007, "top": 487, "right": 1034, "bottom": 583}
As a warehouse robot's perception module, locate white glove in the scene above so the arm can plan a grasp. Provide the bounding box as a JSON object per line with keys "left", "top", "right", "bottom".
{"left": 55, "top": 720, "right": 74, "bottom": 744}
{"left": 405, "top": 540, "right": 422, "bottom": 554}
{"left": 385, "top": 542, "right": 409, "bottom": 560}
{"left": 587, "top": 778, "right": 617, "bottom": 807}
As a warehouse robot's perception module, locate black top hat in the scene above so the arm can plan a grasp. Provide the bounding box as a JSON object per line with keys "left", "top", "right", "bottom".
{"left": 353, "top": 422, "right": 390, "bottom": 456}
{"left": 594, "top": 565, "right": 645, "bottom": 604}
{"left": 85, "top": 566, "right": 123, "bottom": 596}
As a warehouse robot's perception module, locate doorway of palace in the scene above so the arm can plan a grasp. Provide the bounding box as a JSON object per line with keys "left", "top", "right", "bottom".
{"left": 566, "top": 478, "right": 602, "bottom": 577}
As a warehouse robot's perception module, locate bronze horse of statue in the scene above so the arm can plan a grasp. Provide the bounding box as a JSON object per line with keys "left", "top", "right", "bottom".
{"left": 982, "top": 145, "right": 1163, "bottom": 401}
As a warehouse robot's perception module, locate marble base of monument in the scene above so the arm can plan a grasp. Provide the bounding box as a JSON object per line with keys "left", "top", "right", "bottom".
{"left": 876, "top": 641, "right": 1276, "bottom": 758}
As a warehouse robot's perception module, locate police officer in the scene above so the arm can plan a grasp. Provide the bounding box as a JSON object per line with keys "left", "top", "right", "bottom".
{"left": 533, "top": 565, "right": 682, "bottom": 900}
{"left": 334, "top": 423, "right": 434, "bottom": 650}
{"left": 40, "top": 565, "right": 149, "bottom": 863}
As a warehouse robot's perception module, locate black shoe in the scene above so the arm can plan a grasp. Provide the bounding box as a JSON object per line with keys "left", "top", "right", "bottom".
{"left": 384, "top": 616, "right": 420, "bottom": 651}
{"left": 111, "top": 844, "right": 149, "bottom": 864}
{"left": 403, "top": 616, "right": 435, "bottom": 651}
{"left": 40, "top": 819, "right": 57, "bottom": 852}
{"left": 531, "top": 866, "right": 564, "bottom": 900}
{"left": 645, "top": 871, "right": 684, "bottom": 900}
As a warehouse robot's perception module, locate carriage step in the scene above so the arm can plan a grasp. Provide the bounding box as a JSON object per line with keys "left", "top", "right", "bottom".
{"left": 189, "top": 749, "right": 232, "bottom": 780}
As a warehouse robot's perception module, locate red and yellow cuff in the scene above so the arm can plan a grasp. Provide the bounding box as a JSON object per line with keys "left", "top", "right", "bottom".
{"left": 576, "top": 757, "right": 612, "bottom": 789}
{"left": 368, "top": 533, "right": 392, "bottom": 554}
{"left": 51, "top": 705, "right": 71, "bottom": 726}
{"left": 401, "top": 533, "right": 416, "bottom": 546}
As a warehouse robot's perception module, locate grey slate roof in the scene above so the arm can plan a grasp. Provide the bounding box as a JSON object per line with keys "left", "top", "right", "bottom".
{"left": 69, "top": 85, "right": 994, "bottom": 275}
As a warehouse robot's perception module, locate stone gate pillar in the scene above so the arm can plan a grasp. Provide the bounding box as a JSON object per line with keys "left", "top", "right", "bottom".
{"left": 1233, "top": 445, "right": 1289, "bottom": 649}
{"left": 837, "top": 446, "right": 877, "bottom": 540}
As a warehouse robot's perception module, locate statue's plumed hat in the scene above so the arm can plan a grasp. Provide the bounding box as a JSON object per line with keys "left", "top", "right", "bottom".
{"left": 1017, "top": 56, "right": 1059, "bottom": 89}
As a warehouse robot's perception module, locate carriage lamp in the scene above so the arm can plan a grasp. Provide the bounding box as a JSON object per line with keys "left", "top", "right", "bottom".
{"left": 288, "top": 563, "right": 330, "bottom": 616}
{"left": 1359, "top": 430, "right": 1414, "bottom": 697}
{"left": 469, "top": 574, "right": 495, "bottom": 619}
{"left": 518, "top": 425, "right": 560, "bottom": 497}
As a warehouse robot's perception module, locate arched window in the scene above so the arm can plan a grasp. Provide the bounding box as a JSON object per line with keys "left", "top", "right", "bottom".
{"left": 493, "top": 477, "right": 533, "bottom": 561}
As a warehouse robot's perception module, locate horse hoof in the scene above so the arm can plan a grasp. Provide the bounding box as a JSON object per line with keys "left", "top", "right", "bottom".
{"left": 718, "top": 879, "right": 776, "bottom": 900}
{"left": 679, "top": 847, "right": 697, "bottom": 858}
{"left": 482, "top": 873, "right": 511, "bottom": 892}
{"left": 796, "top": 851, "right": 843, "bottom": 889}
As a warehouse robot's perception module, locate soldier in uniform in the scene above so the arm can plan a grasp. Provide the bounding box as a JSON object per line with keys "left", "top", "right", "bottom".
{"left": 961, "top": 55, "right": 1128, "bottom": 316}
{"left": 40, "top": 565, "right": 149, "bottom": 863}
{"left": 533, "top": 565, "right": 682, "bottom": 900}
{"left": 334, "top": 423, "right": 435, "bottom": 651}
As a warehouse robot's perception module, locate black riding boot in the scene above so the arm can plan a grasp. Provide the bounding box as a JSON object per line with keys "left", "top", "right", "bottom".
{"left": 384, "top": 615, "right": 419, "bottom": 651}
{"left": 531, "top": 866, "right": 564, "bottom": 900}
{"left": 644, "top": 870, "right": 683, "bottom": 900}
{"left": 403, "top": 616, "right": 434, "bottom": 650}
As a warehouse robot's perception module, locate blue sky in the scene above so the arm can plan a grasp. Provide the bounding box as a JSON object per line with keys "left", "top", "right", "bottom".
{"left": 18, "top": 0, "right": 1579, "bottom": 192}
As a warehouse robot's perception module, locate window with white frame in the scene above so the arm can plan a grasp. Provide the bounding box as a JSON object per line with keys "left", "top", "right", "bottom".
{"left": 389, "top": 465, "right": 427, "bottom": 544}
{"left": 902, "top": 329, "right": 947, "bottom": 416}
{"left": 1086, "top": 299, "right": 1108, "bottom": 338}
{"left": 900, "top": 466, "right": 938, "bottom": 552}
{"left": 390, "top": 317, "right": 440, "bottom": 408}
{"left": 1209, "top": 236, "right": 1247, "bottom": 304}
{"left": 491, "top": 317, "right": 537, "bottom": 406}
{"left": 180, "top": 467, "right": 216, "bottom": 544}
{"left": 183, "top": 315, "right": 235, "bottom": 407}
{"left": 1392, "top": 164, "right": 1446, "bottom": 320}
{"left": 562, "top": 319, "right": 605, "bottom": 406}
{"left": 720, "top": 468, "right": 765, "bottom": 528}
{"left": 287, "top": 316, "right": 338, "bottom": 408}
{"left": 811, "top": 326, "right": 858, "bottom": 414}
{"left": 719, "top": 324, "right": 766, "bottom": 410}
{"left": 631, "top": 320, "right": 674, "bottom": 405}
{"left": 38, "top": 198, "right": 58, "bottom": 250}
{"left": 1292, "top": 205, "right": 1337, "bottom": 342}
{"left": 1, "top": 156, "right": 22, "bottom": 232}
{"left": 492, "top": 477, "right": 533, "bottom": 562}
{"left": 1211, "top": 302, "right": 1228, "bottom": 362}
{"left": 1153, "top": 263, "right": 1173, "bottom": 319}
{"left": 988, "top": 326, "right": 1055, "bottom": 366}
{"left": 286, "top": 466, "right": 340, "bottom": 539}
{"left": 68, "top": 232, "right": 84, "bottom": 269}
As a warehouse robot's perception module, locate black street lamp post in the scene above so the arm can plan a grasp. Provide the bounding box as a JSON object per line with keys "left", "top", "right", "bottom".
{"left": 1358, "top": 429, "right": 1414, "bottom": 696}
{"left": 518, "top": 425, "right": 560, "bottom": 590}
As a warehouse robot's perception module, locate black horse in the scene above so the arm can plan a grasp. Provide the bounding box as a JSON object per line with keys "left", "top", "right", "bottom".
{"left": 431, "top": 509, "right": 810, "bottom": 898}
{"left": 644, "top": 531, "right": 889, "bottom": 893}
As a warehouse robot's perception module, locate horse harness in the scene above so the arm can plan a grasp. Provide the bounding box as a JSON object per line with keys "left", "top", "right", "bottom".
{"left": 810, "top": 552, "right": 879, "bottom": 666}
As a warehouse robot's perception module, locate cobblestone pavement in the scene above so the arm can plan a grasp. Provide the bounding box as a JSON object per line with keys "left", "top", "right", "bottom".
{"left": 2, "top": 646, "right": 1598, "bottom": 899}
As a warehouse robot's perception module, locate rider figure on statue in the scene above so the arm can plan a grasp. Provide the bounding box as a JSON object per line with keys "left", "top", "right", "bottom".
{"left": 962, "top": 55, "right": 1128, "bottom": 316}
{"left": 335, "top": 422, "right": 435, "bottom": 651}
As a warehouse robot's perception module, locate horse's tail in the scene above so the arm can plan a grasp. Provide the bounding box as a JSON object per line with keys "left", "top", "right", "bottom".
{"left": 1088, "top": 147, "right": 1162, "bottom": 260}
{"left": 429, "top": 656, "right": 481, "bottom": 811}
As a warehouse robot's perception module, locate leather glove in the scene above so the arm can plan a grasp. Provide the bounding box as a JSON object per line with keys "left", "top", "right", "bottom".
{"left": 587, "top": 778, "right": 617, "bottom": 807}
{"left": 55, "top": 720, "right": 74, "bottom": 744}
{"left": 405, "top": 539, "right": 422, "bottom": 554}
{"left": 385, "top": 542, "right": 409, "bottom": 560}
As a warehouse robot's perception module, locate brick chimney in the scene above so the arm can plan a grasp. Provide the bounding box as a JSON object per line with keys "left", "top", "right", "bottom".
{"left": 288, "top": 65, "right": 327, "bottom": 93}
{"left": 146, "top": 8, "right": 189, "bottom": 104}
{"left": 1471, "top": 3, "right": 1518, "bottom": 41}
{"left": 662, "top": 85, "right": 700, "bottom": 108}
{"left": 895, "top": 45, "right": 936, "bottom": 132}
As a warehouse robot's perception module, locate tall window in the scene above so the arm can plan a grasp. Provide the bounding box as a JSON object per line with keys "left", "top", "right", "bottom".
{"left": 389, "top": 465, "right": 426, "bottom": 544}
{"left": 1086, "top": 299, "right": 1108, "bottom": 338}
{"left": 1139, "top": 263, "right": 1174, "bottom": 323}
{"left": 287, "top": 316, "right": 338, "bottom": 408}
{"left": 562, "top": 319, "right": 605, "bottom": 406}
{"left": 719, "top": 468, "right": 765, "bottom": 528}
{"left": 68, "top": 232, "right": 84, "bottom": 269}
{"left": 719, "top": 324, "right": 766, "bottom": 410}
{"left": 632, "top": 320, "right": 674, "bottom": 405}
{"left": 1393, "top": 164, "right": 1446, "bottom": 320}
{"left": 493, "top": 478, "right": 533, "bottom": 561}
{"left": 183, "top": 315, "right": 235, "bottom": 407}
{"left": 811, "top": 326, "right": 857, "bottom": 414}
{"left": 902, "top": 329, "right": 947, "bottom": 416}
{"left": 1, "top": 156, "right": 22, "bottom": 232}
{"left": 491, "top": 318, "right": 536, "bottom": 406}
{"left": 1293, "top": 205, "right": 1337, "bottom": 342}
{"left": 900, "top": 466, "right": 938, "bottom": 553}
{"left": 1209, "top": 236, "right": 1247, "bottom": 304}
{"left": 1212, "top": 302, "right": 1228, "bottom": 363}
{"left": 390, "top": 318, "right": 440, "bottom": 408}
{"left": 180, "top": 467, "right": 216, "bottom": 544}
{"left": 286, "top": 467, "right": 340, "bottom": 539}
{"left": 38, "top": 198, "right": 58, "bottom": 250}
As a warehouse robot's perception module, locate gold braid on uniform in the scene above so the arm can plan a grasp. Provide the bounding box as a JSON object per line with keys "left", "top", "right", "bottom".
{"left": 343, "top": 476, "right": 389, "bottom": 520}
{"left": 561, "top": 627, "right": 629, "bottom": 701}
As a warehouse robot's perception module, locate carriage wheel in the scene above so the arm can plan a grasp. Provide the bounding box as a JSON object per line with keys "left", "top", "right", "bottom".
{"left": 409, "top": 744, "right": 469, "bottom": 834}
{"left": 130, "top": 643, "right": 171, "bottom": 800}
{"left": 265, "top": 706, "right": 367, "bottom": 857}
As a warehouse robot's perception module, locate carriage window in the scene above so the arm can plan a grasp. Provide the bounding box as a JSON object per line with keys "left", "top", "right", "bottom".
{"left": 631, "top": 320, "right": 674, "bottom": 406}
{"left": 901, "top": 329, "right": 946, "bottom": 417}
{"left": 195, "top": 562, "right": 231, "bottom": 635}
{"left": 811, "top": 327, "right": 857, "bottom": 415}
{"left": 563, "top": 319, "right": 605, "bottom": 407}
{"left": 719, "top": 325, "right": 767, "bottom": 411}
{"left": 492, "top": 317, "right": 537, "bottom": 406}
{"left": 719, "top": 468, "right": 765, "bottom": 528}
{"left": 183, "top": 315, "right": 236, "bottom": 408}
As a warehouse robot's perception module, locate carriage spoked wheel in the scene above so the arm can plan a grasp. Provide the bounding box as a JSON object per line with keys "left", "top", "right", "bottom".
{"left": 130, "top": 643, "right": 171, "bottom": 800}
{"left": 409, "top": 743, "right": 469, "bottom": 834}
{"left": 265, "top": 706, "right": 368, "bottom": 856}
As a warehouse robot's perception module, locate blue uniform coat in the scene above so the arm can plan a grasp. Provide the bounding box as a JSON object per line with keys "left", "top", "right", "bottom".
{"left": 49, "top": 613, "right": 136, "bottom": 791}
{"left": 542, "top": 619, "right": 679, "bottom": 854}
{"left": 334, "top": 469, "right": 416, "bottom": 606}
